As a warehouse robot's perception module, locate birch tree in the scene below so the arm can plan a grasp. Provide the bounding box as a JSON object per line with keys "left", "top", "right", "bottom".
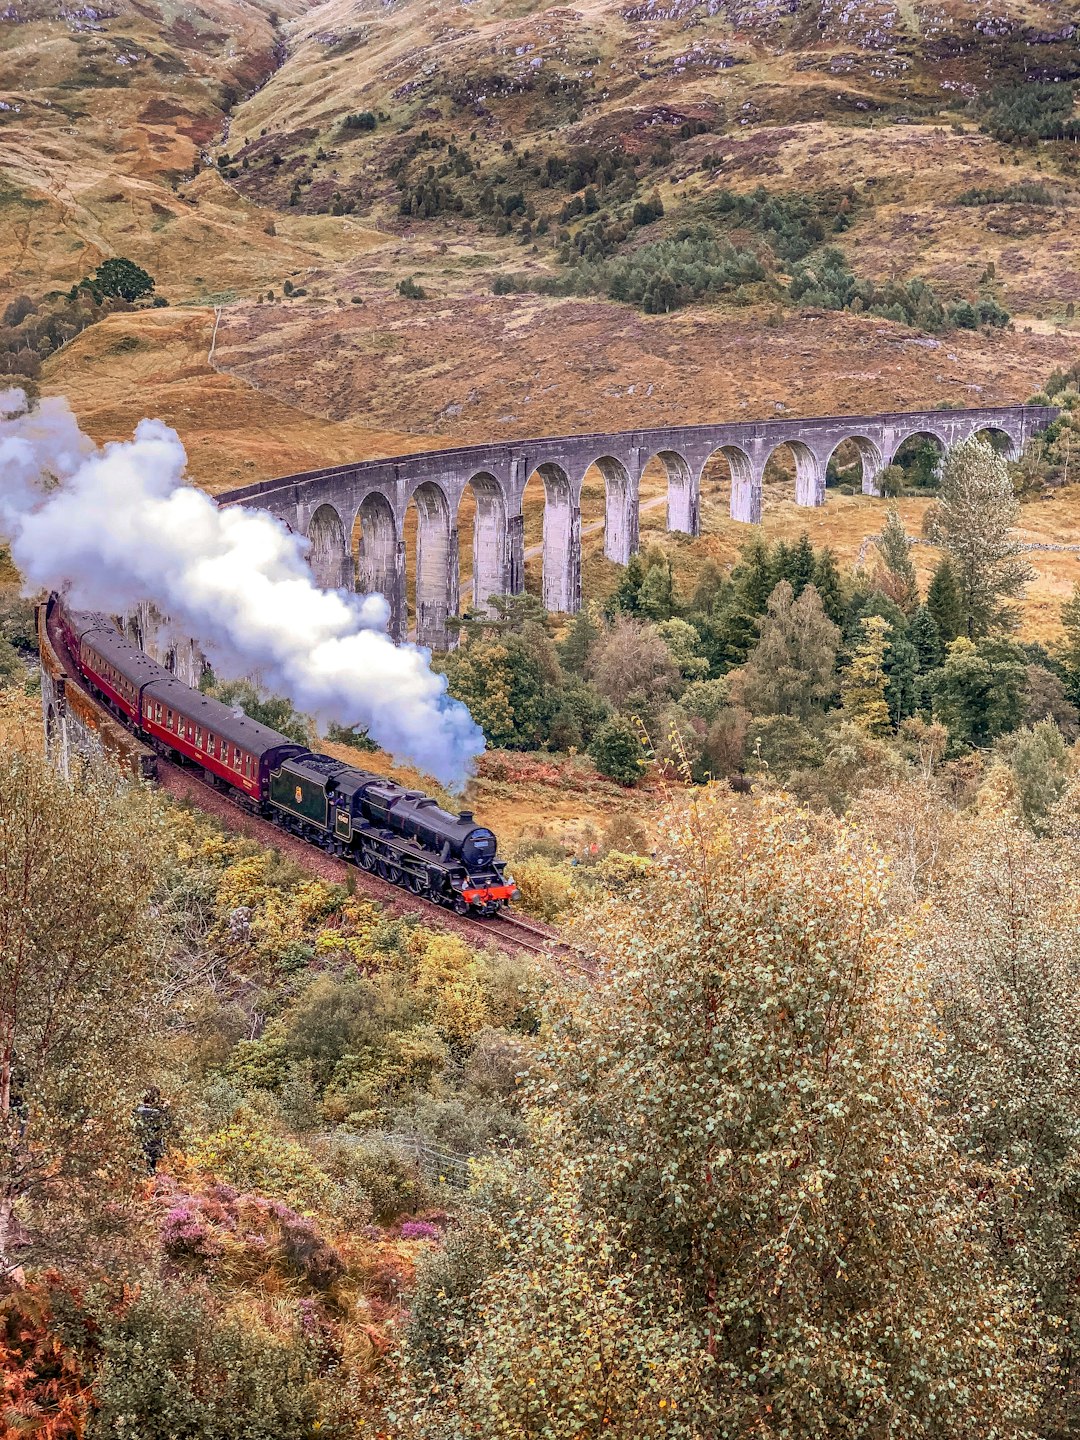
{"left": 0, "top": 752, "right": 162, "bottom": 1278}
{"left": 929, "top": 436, "right": 1034, "bottom": 636}
{"left": 404, "top": 792, "right": 1035, "bottom": 1440}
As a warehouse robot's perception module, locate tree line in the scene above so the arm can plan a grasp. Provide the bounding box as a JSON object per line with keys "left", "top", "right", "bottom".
{"left": 440, "top": 437, "right": 1078, "bottom": 817}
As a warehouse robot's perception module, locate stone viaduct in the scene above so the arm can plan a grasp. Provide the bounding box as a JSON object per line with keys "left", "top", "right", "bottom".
{"left": 218, "top": 404, "right": 1058, "bottom": 650}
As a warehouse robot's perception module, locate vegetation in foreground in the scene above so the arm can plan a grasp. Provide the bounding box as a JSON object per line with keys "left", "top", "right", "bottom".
{"left": 4, "top": 714, "right": 1080, "bottom": 1434}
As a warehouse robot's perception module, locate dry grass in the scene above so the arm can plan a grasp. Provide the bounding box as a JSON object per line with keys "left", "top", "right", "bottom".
{"left": 42, "top": 307, "right": 423, "bottom": 490}
{"left": 211, "top": 293, "right": 1077, "bottom": 444}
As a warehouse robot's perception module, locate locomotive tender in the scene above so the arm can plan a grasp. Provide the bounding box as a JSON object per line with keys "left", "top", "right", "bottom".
{"left": 58, "top": 602, "right": 518, "bottom": 916}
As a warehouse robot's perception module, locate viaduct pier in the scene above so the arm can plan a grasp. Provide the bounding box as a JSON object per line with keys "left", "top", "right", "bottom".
{"left": 218, "top": 404, "right": 1057, "bottom": 649}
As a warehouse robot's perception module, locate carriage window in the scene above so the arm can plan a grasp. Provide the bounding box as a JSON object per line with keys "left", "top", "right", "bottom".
{"left": 195, "top": 726, "right": 202, "bottom": 749}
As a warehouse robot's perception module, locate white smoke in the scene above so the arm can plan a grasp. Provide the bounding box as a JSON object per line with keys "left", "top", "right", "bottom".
{"left": 0, "top": 389, "right": 484, "bottom": 786}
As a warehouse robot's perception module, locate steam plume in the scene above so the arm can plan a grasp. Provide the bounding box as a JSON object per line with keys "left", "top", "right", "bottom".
{"left": 0, "top": 389, "right": 484, "bottom": 786}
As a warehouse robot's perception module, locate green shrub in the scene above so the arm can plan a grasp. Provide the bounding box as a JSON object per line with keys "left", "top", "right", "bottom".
{"left": 954, "top": 180, "right": 1058, "bottom": 206}
{"left": 589, "top": 715, "right": 648, "bottom": 784}
{"left": 519, "top": 226, "right": 768, "bottom": 313}
{"left": 510, "top": 854, "right": 575, "bottom": 921}
{"left": 317, "top": 1133, "right": 437, "bottom": 1222}
{"left": 747, "top": 713, "right": 824, "bottom": 780}
{"left": 787, "top": 247, "right": 1009, "bottom": 333}
{"left": 707, "top": 185, "right": 855, "bottom": 261}
{"left": 187, "top": 1116, "right": 334, "bottom": 1213}
{"left": 87, "top": 1283, "right": 321, "bottom": 1440}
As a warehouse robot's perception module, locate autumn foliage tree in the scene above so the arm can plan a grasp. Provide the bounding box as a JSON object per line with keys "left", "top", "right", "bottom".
{"left": 403, "top": 791, "right": 1034, "bottom": 1439}
{"left": 840, "top": 613, "right": 891, "bottom": 733}
{"left": 927, "top": 799, "right": 1080, "bottom": 1435}
{"left": 0, "top": 754, "right": 163, "bottom": 1278}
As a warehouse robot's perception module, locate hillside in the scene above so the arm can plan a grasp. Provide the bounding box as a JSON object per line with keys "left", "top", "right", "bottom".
{"left": 3, "top": 0, "right": 1078, "bottom": 429}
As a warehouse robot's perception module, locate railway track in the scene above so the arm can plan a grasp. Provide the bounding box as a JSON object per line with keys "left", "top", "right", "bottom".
{"left": 46, "top": 603, "right": 573, "bottom": 964}
{"left": 158, "top": 745, "right": 569, "bottom": 962}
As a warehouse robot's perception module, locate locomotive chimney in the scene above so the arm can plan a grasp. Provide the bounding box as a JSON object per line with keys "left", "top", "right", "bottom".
{"left": 459, "top": 810, "right": 473, "bottom": 822}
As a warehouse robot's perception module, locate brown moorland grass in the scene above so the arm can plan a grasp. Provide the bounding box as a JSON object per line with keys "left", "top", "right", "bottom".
{"left": 42, "top": 306, "right": 423, "bottom": 490}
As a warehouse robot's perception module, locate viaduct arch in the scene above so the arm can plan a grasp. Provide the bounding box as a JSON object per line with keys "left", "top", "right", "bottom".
{"left": 221, "top": 404, "right": 1057, "bottom": 648}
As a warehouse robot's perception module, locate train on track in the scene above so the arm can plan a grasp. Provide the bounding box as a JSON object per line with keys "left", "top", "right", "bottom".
{"left": 57, "top": 600, "right": 519, "bottom": 916}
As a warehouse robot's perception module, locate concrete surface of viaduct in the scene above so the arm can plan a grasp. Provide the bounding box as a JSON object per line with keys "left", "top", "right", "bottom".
{"left": 219, "top": 405, "right": 1057, "bottom": 650}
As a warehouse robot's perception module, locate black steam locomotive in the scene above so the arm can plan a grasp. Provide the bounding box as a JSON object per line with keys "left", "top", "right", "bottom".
{"left": 58, "top": 601, "right": 517, "bottom": 915}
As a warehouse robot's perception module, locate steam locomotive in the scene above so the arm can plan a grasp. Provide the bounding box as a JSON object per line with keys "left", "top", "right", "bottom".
{"left": 58, "top": 602, "right": 518, "bottom": 915}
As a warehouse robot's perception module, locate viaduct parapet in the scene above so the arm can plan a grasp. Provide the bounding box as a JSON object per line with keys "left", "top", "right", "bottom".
{"left": 218, "top": 404, "right": 1057, "bottom": 650}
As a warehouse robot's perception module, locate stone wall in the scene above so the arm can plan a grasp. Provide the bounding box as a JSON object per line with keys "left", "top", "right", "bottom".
{"left": 38, "top": 600, "right": 158, "bottom": 783}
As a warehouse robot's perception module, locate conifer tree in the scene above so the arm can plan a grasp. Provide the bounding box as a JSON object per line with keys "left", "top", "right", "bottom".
{"left": 608, "top": 555, "right": 645, "bottom": 616}
{"left": 637, "top": 558, "right": 674, "bottom": 621}
{"left": 788, "top": 532, "right": 816, "bottom": 597}
{"left": 811, "top": 547, "right": 845, "bottom": 625}
{"left": 883, "top": 627, "right": 920, "bottom": 726}
{"left": 732, "top": 537, "right": 775, "bottom": 613}
{"left": 699, "top": 598, "right": 757, "bottom": 673}
{"left": 909, "top": 603, "right": 944, "bottom": 672}
{"left": 873, "top": 508, "right": 918, "bottom": 613}
{"left": 927, "top": 558, "right": 964, "bottom": 644}
{"left": 929, "top": 637, "right": 1026, "bottom": 750}
{"left": 557, "top": 604, "right": 599, "bottom": 677}
{"left": 772, "top": 539, "right": 794, "bottom": 589}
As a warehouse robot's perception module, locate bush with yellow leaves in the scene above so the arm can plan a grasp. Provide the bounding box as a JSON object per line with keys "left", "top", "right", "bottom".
{"left": 403, "top": 791, "right": 1037, "bottom": 1439}
{"left": 187, "top": 1110, "right": 336, "bottom": 1215}
{"left": 509, "top": 854, "right": 576, "bottom": 921}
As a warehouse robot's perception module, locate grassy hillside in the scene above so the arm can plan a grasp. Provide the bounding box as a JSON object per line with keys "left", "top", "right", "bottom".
{"left": 3, "top": 0, "right": 1078, "bottom": 356}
